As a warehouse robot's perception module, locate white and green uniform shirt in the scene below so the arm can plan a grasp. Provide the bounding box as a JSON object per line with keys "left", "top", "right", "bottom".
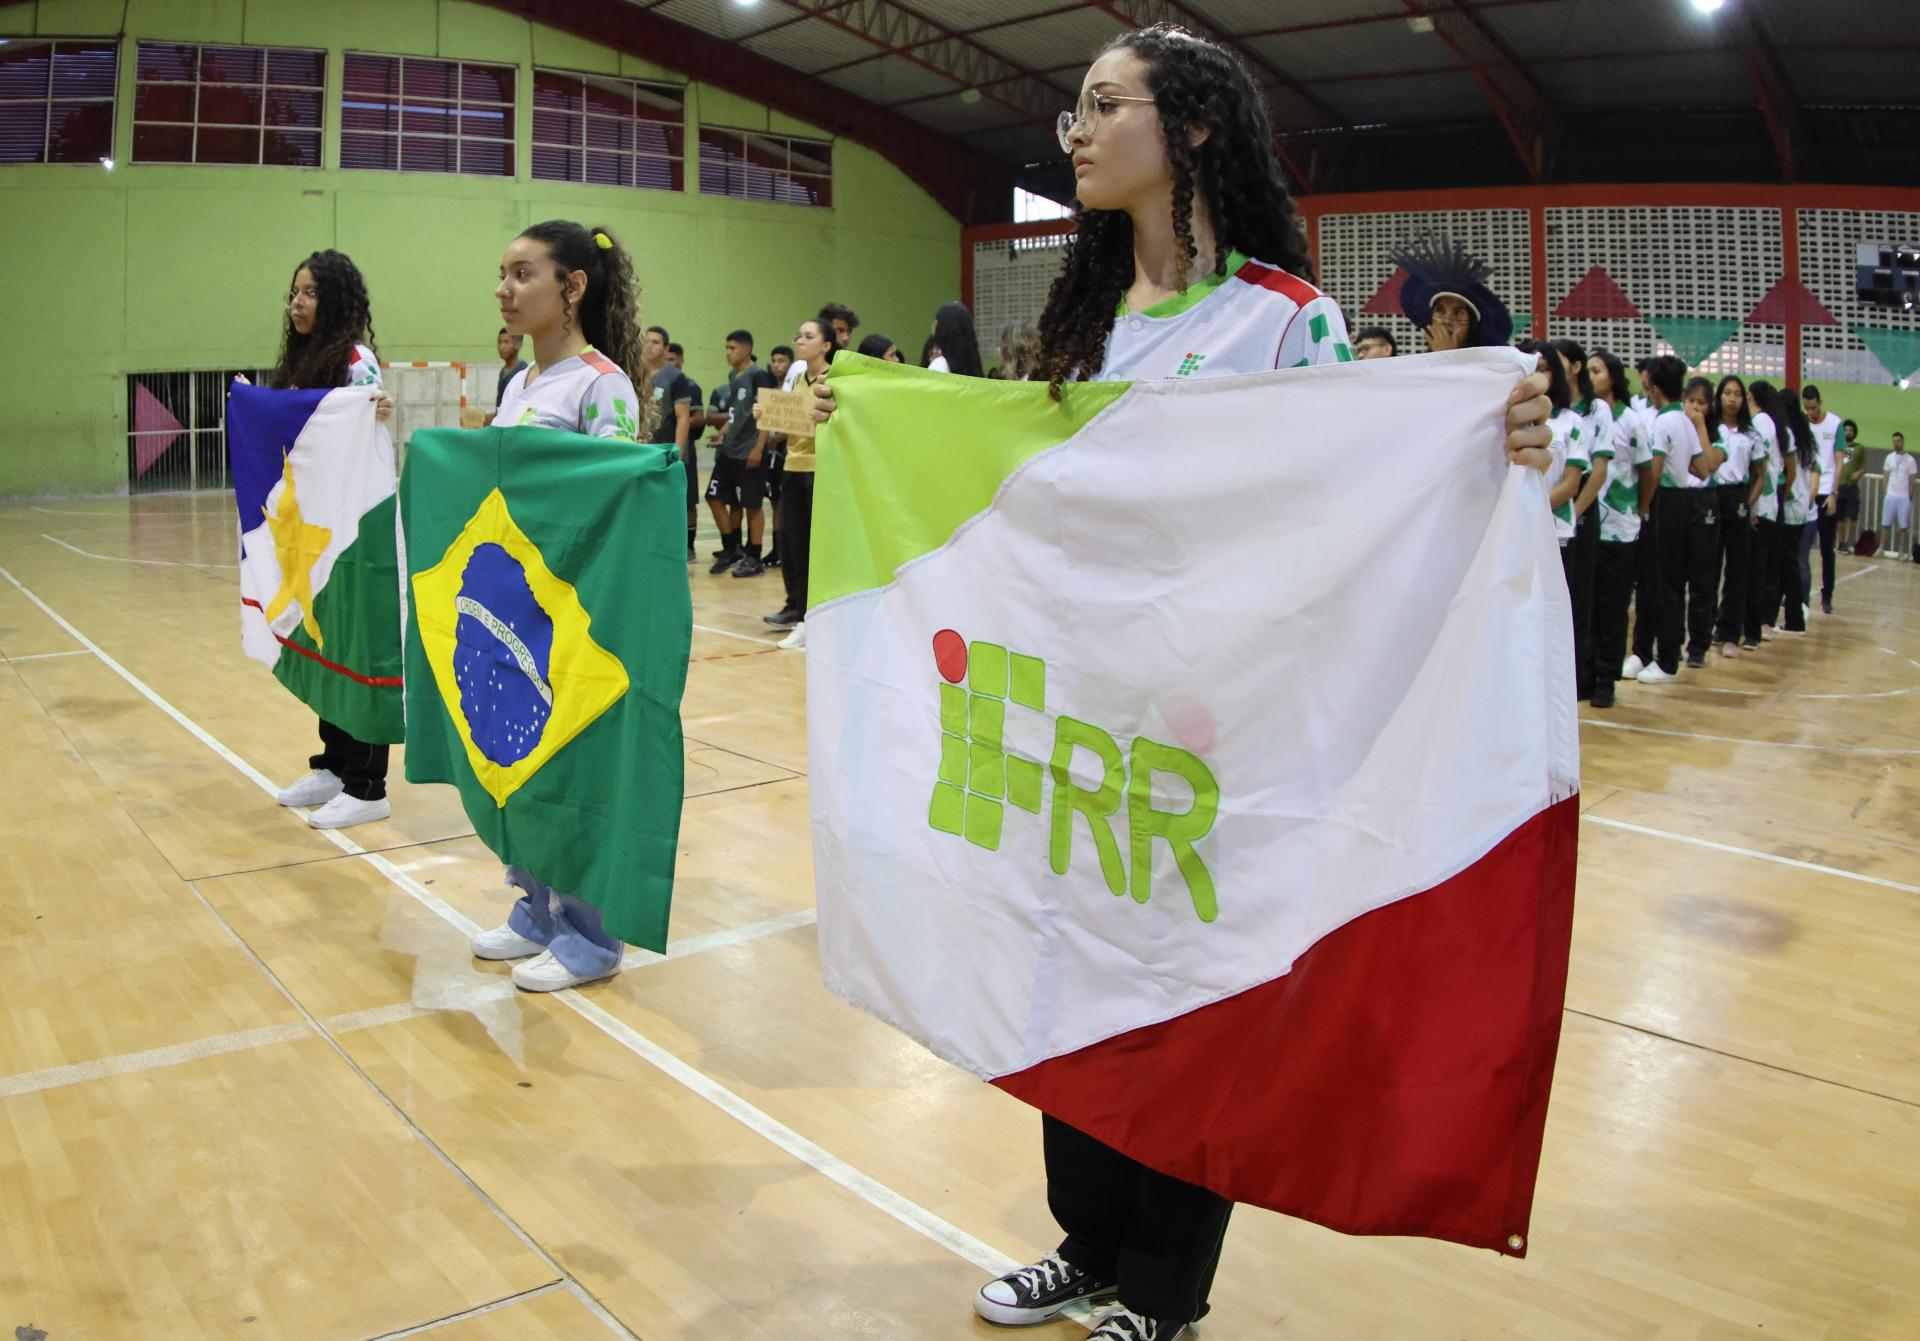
{"left": 1807, "top": 412, "right": 1843, "bottom": 497}
{"left": 1752, "top": 411, "right": 1782, "bottom": 523}
{"left": 1599, "top": 400, "right": 1653, "bottom": 543}
{"left": 347, "top": 343, "right": 383, "bottom": 390}
{"left": 1784, "top": 436, "right": 1814, "bottom": 525}
{"left": 1652, "top": 403, "right": 1707, "bottom": 489}
{"left": 1549, "top": 408, "right": 1589, "bottom": 542}
{"left": 1712, "top": 421, "right": 1762, "bottom": 491}
{"left": 495, "top": 347, "right": 640, "bottom": 441}
{"left": 1100, "top": 250, "right": 1353, "bottom": 381}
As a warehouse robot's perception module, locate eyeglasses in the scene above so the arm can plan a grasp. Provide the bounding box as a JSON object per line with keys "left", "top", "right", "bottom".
{"left": 1057, "top": 92, "right": 1156, "bottom": 154}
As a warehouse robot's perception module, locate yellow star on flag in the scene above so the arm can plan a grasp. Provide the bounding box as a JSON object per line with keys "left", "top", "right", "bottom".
{"left": 262, "top": 452, "right": 332, "bottom": 648}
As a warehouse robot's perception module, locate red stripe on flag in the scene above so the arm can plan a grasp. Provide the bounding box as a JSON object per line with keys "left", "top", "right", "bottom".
{"left": 240, "top": 598, "right": 403, "bottom": 687}
{"left": 992, "top": 794, "right": 1578, "bottom": 1257}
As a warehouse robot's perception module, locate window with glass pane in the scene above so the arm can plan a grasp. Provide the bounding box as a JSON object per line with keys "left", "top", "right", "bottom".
{"left": 131, "top": 42, "right": 323, "bottom": 166}
{"left": 341, "top": 52, "right": 514, "bottom": 177}
{"left": 530, "top": 69, "right": 684, "bottom": 192}
{"left": 0, "top": 40, "right": 117, "bottom": 165}
{"left": 697, "top": 127, "right": 831, "bottom": 208}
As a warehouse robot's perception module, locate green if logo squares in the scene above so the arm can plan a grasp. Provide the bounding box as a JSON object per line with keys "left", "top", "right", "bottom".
{"left": 969, "top": 694, "right": 1005, "bottom": 751}
{"left": 1308, "top": 312, "right": 1331, "bottom": 343}
{"left": 1010, "top": 653, "right": 1045, "bottom": 711}
{"left": 940, "top": 681, "right": 968, "bottom": 737}
{"left": 968, "top": 641, "right": 1008, "bottom": 699}
{"left": 1006, "top": 755, "right": 1042, "bottom": 813}
{"left": 963, "top": 792, "right": 1004, "bottom": 850}
{"left": 969, "top": 740, "right": 1005, "bottom": 798}
{"left": 929, "top": 781, "right": 965, "bottom": 835}
{"left": 938, "top": 732, "right": 968, "bottom": 787}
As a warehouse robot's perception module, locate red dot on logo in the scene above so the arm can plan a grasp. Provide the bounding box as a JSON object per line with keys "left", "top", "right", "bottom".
{"left": 933, "top": 629, "right": 967, "bottom": 683}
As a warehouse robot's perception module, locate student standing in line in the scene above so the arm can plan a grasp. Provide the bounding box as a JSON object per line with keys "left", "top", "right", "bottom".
{"left": 760, "top": 314, "right": 834, "bottom": 648}
{"left": 1637, "top": 362, "right": 1721, "bottom": 682}
{"left": 472, "top": 219, "right": 655, "bottom": 992}
{"left": 822, "top": 302, "right": 860, "bottom": 347}
{"left": 765, "top": 344, "right": 795, "bottom": 569}
{"left": 1883, "top": 431, "right": 1915, "bottom": 558}
{"left": 926, "top": 302, "right": 986, "bottom": 376}
{"left": 1623, "top": 361, "right": 1664, "bottom": 682}
{"left": 1522, "top": 341, "right": 1587, "bottom": 659}
{"left": 1764, "top": 383, "right": 1815, "bottom": 634}
{"left": 1352, "top": 325, "right": 1396, "bottom": 360}
{"left": 1802, "top": 384, "right": 1844, "bottom": 612}
{"left": 704, "top": 330, "right": 777, "bottom": 577}
{"left": 1707, "top": 375, "right": 1764, "bottom": 658}
{"left": 1552, "top": 339, "right": 1608, "bottom": 699}
{"left": 1836, "top": 418, "right": 1867, "bottom": 551}
{"left": 664, "top": 342, "right": 703, "bottom": 562}
{"left": 1743, "top": 380, "right": 1786, "bottom": 644}
{"left": 810, "top": 25, "right": 1554, "bottom": 1341}
{"left": 642, "top": 325, "right": 698, "bottom": 562}
{"left": 1588, "top": 349, "right": 1656, "bottom": 708}
{"left": 494, "top": 326, "right": 527, "bottom": 412}
{"left": 857, "top": 332, "right": 903, "bottom": 362}
{"left": 266, "top": 248, "right": 399, "bottom": 829}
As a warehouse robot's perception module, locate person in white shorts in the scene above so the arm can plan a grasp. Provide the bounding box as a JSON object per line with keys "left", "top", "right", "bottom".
{"left": 1885, "top": 431, "right": 1916, "bottom": 558}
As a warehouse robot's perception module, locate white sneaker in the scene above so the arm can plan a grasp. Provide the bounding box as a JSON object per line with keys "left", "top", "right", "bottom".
{"left": 276, "top": 768, "right": 343, "bottom": 807}
{"left": 511, "top": 949, "right": 617, "bottom": 992}
{"left": 306, "top": 792, "right": 390, "bottom": 828}
{"left": 1621, "top": 655, "right": 1644, "bottom": 679}
{"left": 471, "top": 923, "right": 545, "bottom": 961}
{"left": 778, "top": 622, "right": 806, "bottom": 650}
{"left": 1636, "top": 664, "right": 1677, "bottom": 684}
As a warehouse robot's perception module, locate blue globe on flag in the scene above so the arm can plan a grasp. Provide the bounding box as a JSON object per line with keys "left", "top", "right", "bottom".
{"left": 452, "top": 542, "right": 555, "bottom": 766}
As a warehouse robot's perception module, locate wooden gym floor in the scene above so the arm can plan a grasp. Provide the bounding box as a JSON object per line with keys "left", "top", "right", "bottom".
{"left": 0, "top": 489, "right": 1916, "bottom": 1340}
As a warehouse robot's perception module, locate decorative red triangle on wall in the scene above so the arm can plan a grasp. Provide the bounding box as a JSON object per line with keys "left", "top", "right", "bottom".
{"left": 1553, "top": 266, "right": 1640, "bottom": 320}
{"left": 1749, "top": 277, "right": 1837, "bottom": 327}
{"left": 1361, "top": 267, "right": 1408, "bottom": 316}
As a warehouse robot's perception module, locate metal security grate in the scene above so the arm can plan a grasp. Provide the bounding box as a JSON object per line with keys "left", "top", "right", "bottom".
{"left": 127, "top": 368, "right": 267, "bottom": 494}
{"left": 1800, "top": 207, "right": 1920, "bottom": 386}
{"left": 971, "top": 231, "right": 1070, "bottom": 370}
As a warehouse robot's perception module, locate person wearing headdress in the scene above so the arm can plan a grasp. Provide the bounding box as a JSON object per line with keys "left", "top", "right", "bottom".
{"left": 1390, "top": 234, "right": 1514, "bottom": 351}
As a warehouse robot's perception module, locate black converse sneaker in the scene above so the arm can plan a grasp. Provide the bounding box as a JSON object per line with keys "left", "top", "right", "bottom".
{"left": 973, "top": 1252, "right": 1118, "bottom": 1326}
{"left": 1088, "top": 1305, "right": 1189, "bottom": 1341}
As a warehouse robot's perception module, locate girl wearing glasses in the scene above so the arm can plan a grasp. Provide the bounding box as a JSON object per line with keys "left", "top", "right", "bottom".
{"left": 811, "top": 25, "right": 1554, "bottom": 1341}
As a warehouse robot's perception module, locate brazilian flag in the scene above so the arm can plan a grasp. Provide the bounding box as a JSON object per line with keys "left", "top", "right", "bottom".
{"left": 400, "top": 426, "right": 691, "bottom": 952}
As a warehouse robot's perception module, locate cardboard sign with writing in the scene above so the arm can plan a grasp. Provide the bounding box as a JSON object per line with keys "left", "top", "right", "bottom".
{"left": 756, "top": 387, "right": 818, "bottom": 437}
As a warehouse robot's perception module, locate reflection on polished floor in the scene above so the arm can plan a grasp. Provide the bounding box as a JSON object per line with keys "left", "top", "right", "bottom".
{"left": 2, "top": 491, "right": 1916, "bottom": 1339}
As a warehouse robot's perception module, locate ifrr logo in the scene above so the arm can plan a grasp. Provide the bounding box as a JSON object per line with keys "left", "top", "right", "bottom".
{"left": 927, "top": 629, "right": 1223, "bottom": 922}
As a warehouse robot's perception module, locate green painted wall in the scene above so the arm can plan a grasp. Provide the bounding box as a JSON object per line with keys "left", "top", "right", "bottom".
{"left": 0, "top": 0, "right": 960, "bottom": 495}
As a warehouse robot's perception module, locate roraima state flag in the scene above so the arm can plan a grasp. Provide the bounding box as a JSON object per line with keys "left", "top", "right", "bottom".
{"left": 809, "top": 350, "right": 1579, "bottom": 1256}
{"left": 228, "top": 381, "right": 403, "bottom": 743}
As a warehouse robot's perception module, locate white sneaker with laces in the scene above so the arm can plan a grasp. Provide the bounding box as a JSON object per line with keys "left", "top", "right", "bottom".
{"left": 1621, "top": 655, "right": 1644, "bottom": 679}
{"left": 307, "top": 792, "right": 390, "bottom": 828}
{"left": 471, "top": 923, "right": 545, "bottom": 961}
{"left": 975, "top": 1252, "right": 1117, "bottom": 1326}
{"left": 778, "top": 622, "right": 806, "bottom": 650}
{"left": 1636, "top": 664, "right": 1677, "bottom": 684}
{"left": 511, "top": 949, "right": 618, "bottom": 992}
{"left": 1089, "top": 1305, "right": 1188, "bottom": 1341}
{"left": 276, "top": 768, "right": 343, "bottom": 807}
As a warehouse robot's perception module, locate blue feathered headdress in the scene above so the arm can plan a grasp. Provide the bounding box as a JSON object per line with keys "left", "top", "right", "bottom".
{"left": 1388, "top": 234, "right": 1513, "bottom": 347}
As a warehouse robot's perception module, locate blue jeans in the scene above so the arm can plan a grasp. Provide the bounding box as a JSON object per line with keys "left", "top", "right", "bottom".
{"left": 504, "top": 867, "right": 625, "bottom": 978}
{"left": 1797, "top": 519, "right": 1818, "bottom": 608}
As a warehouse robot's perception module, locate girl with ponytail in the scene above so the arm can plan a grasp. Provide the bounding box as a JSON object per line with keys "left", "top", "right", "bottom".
{"left": 491, "top": 220, "right": 656, "bottom": 442}
{"left": 469, "top": 220, "right": 658, "bottom": 994}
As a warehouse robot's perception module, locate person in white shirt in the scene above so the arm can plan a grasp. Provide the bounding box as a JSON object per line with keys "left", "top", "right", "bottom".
{"left": 1636, "top": 362, "right": 1722, "bottom": 681}
{"left": 1706, "top": 376, "right": 1767, "bottom": 658}
{"left": 1801, "top": 384, "right": 1844, "bottom": 612}
{"left": 264, "top": 248, "right": 399, "bottom": 831}
{"left": 1523, "top": 343, "right": 1589, "bottom": 670}
{"left": 472, "top": 219, "right": 657, "bottom": 996}
{"left": 1742, "top": 382, "right": 1786, "bottom": 644}
{"left": 805, "top": 23, "right": 1556, "bottom": 1341}
{"left": 926, "top": 301, "right": 985, "bottom": 376}
{"left": 1882, "top": 431, "right": 1915, "bottom": 558}
{"left": 1552, "top": 339, "right": 1610, "bottom": 699}
{"left": 1589, "top": 350, "right": 1657, "bottom": 707}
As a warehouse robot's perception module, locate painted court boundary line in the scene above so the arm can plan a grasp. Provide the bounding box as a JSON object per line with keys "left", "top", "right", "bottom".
{"left": 0, "top": 560, "right": 1018, "bottom": 1287}
{"left": 40, "top": 531, "right": 237, "bottom": 570}
{"left": 1582, "top": 716, "right": 1920, "bottom": 757}
{"left": 1584, "top": 815, "right": 1920, "bottom": 898}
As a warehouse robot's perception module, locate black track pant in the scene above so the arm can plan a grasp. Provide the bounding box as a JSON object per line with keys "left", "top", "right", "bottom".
{"left": 1711, "top": 483, "right": 1752, "bottom": 645}
{"left": 1593, "top": 539, "right": 1636, "bottom": 696}
{"left": 1655, "top": 488, "right": 1718, "bottom": 670}
{"left": 1745, "top": 516, "right": 1781, "bottom": 642}
{"left": 311, "top": 719, "right": 389, "bottom": 801}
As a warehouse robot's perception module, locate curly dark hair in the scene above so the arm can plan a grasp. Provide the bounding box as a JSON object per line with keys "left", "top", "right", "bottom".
{"left": 519, "top": 219, "right": 657, "bottom": 436}
{"left": 1032, "top": 24, "right": 1314, "bottom": 397}
{"left": 270, "top": 250, "right": 376, "bottom": 391}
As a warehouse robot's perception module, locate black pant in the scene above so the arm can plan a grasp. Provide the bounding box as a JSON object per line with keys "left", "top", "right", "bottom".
{"left": 1655, "top": 488, "right": 1717, "bottom": 670}
{"left": 1045, "top": 1116, "right": 1231, "bottom": 1324}
{"left": 1746, "top": 516, "right": 1781, "bottom": 642}
{"left": 1630, "top": 506, "right": 1663, "bottom": 666}
{"left": 1711, "top": 483, "right": 1752, "bottom": 645}
{"left": 311, "top": 719, "right": 389, "bottom": 801}
{"left": 1569, "top": 503, "right": 1598, "bottom": 697}
{"left": 1594, "top": 538, "right": 1636, "bottom": 696}
{"left": 1816, "top": 500, "right": 1838, "bottom": 602}
{"left": 779, "top": 471, "right": 814, "bottom": 619}
{"left": 1779, "top": 520, "right": 1808, "bottom": 631}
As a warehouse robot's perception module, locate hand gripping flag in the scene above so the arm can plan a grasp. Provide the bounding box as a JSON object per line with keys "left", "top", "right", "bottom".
{"left": 400, "top": 427, "right": 691, "bottom": 953}
{"left": 809, "top": 350, "right": 1579, "bottom": 1256}
{"left": 229, "top": 381, "right": 404, "bottom": 743}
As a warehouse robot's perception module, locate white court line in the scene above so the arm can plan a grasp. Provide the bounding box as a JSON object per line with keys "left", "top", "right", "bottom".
{"left": 4, "top": 649, "right": 89, "bottom": 662}
{"left": 694, "top": 620, "right": 781, "bottom": 646}
{"left": 40, "top": 531, "right": 236, "bottom": 570}
{"left": 1835, "top": 564, "right": 1880, "bottom": 585}
{"left": 0, "top": 559, "right": 1019, "bottom": 1284}
{"left": 0, "top": 1020, "right": 312, "bottom": 1099}
{"left": 1581, "top": 717, "right": 1920, "bottom": 756}
{"left": 1584, "top": 816, "right": 1920, "bottom": 898}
